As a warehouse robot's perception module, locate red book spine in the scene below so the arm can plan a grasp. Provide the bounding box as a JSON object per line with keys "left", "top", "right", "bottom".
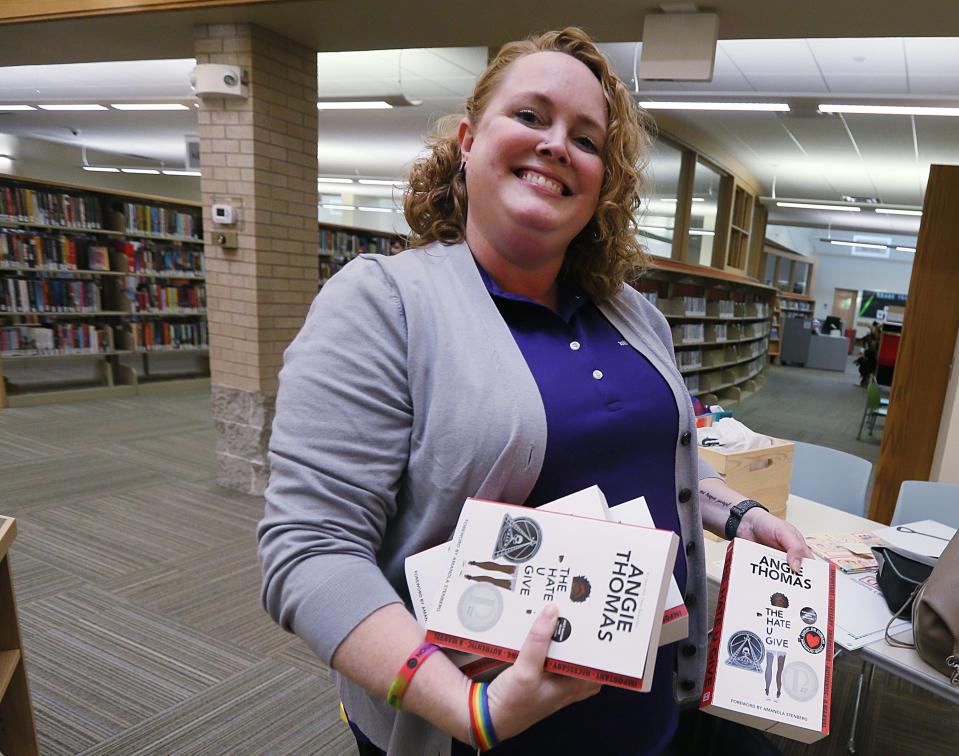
{"left": 700, "top": 539, "right": 736, "bottom": 707}
{"left": 821, "top": 564, "right": 837, "bottom": 734}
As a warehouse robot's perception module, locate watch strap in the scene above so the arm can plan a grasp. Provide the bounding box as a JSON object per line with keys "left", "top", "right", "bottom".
{"left": 724, "top": 499, "right": 768, "bottom": 540}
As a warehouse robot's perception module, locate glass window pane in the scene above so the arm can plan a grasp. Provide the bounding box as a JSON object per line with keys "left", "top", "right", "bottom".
{"left": 639, "top": 139, "right": 682, "bottom": 258}
{"left": 792, "top": 262, "right": 809, "bottom": 295}
{"left": 763, "top": 253, "right": 777, "bottom": 286}
{"left": 687, "top": 159, "right": 722, "bottom": 266}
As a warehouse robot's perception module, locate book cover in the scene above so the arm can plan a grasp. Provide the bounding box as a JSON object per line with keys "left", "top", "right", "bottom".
{"left": 805, "top": 531, "right": 882, "bottom": 573}
{"left": 86, "top": 245, "right": 111, "bottom": 271}
{"left": 425, "top": 498, "right": 678, "bottom": 691}
{"left": 700, "top": 539, "right": 835, "bottom": 743}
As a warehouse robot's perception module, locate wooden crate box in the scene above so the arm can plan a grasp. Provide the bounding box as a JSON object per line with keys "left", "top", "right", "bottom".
{"left": 698, "top": 438, "right": 794, "bottom": 519}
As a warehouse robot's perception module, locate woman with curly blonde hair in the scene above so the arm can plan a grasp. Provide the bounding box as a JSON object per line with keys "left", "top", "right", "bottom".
{"left": 260, "top": 26, "right": 810, "bottom": 756}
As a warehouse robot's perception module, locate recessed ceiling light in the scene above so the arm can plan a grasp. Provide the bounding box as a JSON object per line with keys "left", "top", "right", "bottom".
{"left": 82, "top": 166, "right": 120, "bottom": 172}
{"left": 895, "top": 246, "right": 916, "bottom": 252}
{"left": 318, "top": 177, "right": 355, "bottom": 184}
{"left": 639, "top": 101, "right": 790, "bottom": 112}
{"left": 38, "top": 104, "right": 108, "bottom": 111}
{"left": 317, "top": 101, "right": 392, "bottom": 110}
{"left": 0, "top": 105, "right": 36, "bottom": 111}
{"left": 829, "top": 240, "right": 887, "bottom": 250}
{"left": 120, "top": 167, "right": 160, "bottom": 174}
{"left": 777, "top": 202, "right": 861, "bottom": 212}
{"left": 875, "top": 208, "right": 922, "bottom": 216}
{"left": 111, "top": 103, "right": 190, "bottom": 111}
{"left": 819, "top": 104, "right": 959, "bottom": 117}
{"left": 161, "top": 169, "right": 201, "bottom": 176}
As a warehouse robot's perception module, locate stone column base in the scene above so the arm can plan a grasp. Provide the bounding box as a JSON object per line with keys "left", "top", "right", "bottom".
{"left": 212, "top": 384, "right": 276, "bottom": 495}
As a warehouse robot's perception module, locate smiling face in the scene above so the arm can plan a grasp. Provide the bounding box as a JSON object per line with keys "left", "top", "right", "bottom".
{"left": 458, "top": 51, "right": 608, "bottom": 274}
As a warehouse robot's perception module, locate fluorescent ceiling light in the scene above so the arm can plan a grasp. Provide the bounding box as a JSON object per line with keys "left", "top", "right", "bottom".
{"left": 0, "top": 104, "right": 36, "bottom": 111}
{"left": 895, "top": 246, "right": 916, "bottom": 252}
{"left": 318, "top": 177, "right": 355, "bottom": 184}
{"left": 638, "top": 224, "right": 674, "bottom": 231}
{"left": 358, "top": 206, "right": 394, "bottom": 213}
{"left": 662, "top": 197, "right": 704, "bottom": 203}
{"left": 318, "top": 101, "right": 392, "bottom": 110}
{"left": 322, "top": 204, "right": 356, "bottom": 210}
{"left": 162, "top": 169, "right": 201, "bottom": 176}
{"left": 818, "top": 104, "right": 959, "bottom": 117}
{"left": 82, "top": 166, "right": 120, "bottom": 172}
{"left": 829, "top": 240, "right": 887, "bottom": 250}
{"left": 358, "top": 179, "right": 404, "bottom": 186}
{"left": 689, "top": 229, "right": 715, "bottom": 236}
{"left": 875, "top": 208, "right": 922, "bottom": 216}
{"left": 38, "top": 104, "right": 108, "bottom": 111}
{"left": 777, "top": 201, "right": 861, "bottom": 213}
{"left": 111, "top": 103, "right": 190, "bottom": 111}
{"left": 120, "top": 167, "right": 160, "bottom": 174}
{"left": 639, "top": 101, "right": 789, "bottom": 112}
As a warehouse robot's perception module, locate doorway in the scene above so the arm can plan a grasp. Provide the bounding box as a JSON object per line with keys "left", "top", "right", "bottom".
{"left": 832, "top": 288, "right": 858, "bottom": 332}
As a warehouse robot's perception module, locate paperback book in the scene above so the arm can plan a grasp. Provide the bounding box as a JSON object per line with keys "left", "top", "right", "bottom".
{"left": 805, "top": 531, "right": 882, "bottom": 573}
{"left": 701, "top": 539, "right": 836, "bottom": 743}
{"left": 424, "top": 497, "right": 678, "bottom": 691}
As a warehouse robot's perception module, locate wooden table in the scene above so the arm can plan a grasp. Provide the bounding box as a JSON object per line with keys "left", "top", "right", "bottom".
{"left": 0, "top": 516, "right": 39, "bottom": 755}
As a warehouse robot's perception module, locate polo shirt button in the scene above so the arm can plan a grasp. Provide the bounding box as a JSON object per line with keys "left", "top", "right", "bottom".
{"left": 680, "top": 431, "right": 692, "bottom": 446}
{"left": 685, "top": 593, "right": 697, "bottom": 609}
{"left": 570, "top": 341, "right": 581, "bottom": 351}
{"left": 592, "top": 370, "right": 603, "bottom": 380}
{"left": 685, "top": 540, "right": 696, "bottom": 555}
{"left": 682, "top": 644, "right": 697, "bottom": 658}
{"left": 680, "top": 679, "right": 696, "bottom": 692}
{"left": 678, "top": 488, "right": 692, "bottom": 503}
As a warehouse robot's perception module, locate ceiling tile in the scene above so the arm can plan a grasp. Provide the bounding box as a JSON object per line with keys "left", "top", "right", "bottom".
{"left": 907, "top": 74, "right": 959, "bottom": 95}
{"left": 903, "top": 37, "right": 959, "bottom": 74}
{"left": 820, "top": 73, "right": 910, "bottom": 94}
{"left": 840, "top": 114, "right": 919, "bottom": 162}
{"left": 807, "top": 37, "right": 906, "bottom": 75}
{"left": 720, "top": 39, "right": 821, "bottom": 76}
{"left": 740, "top": 74, "right": 828, "bottom": 93}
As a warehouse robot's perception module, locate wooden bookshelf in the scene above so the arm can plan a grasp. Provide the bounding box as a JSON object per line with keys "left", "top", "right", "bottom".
{"left": 0, "top": 517, "right": 39, "bottom": 756}
{"left": 318, "top": 222, "right": 403, "bottom": 286}
{"left": 0, "top": 174, "right": 209, "bottom": 408}
{"left": 635, "top": 258, "right": 776, "bottom": 409}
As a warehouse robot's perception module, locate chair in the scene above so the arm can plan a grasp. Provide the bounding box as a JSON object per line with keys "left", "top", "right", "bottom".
{"left": 857, "top": 378, "right": 888, "bottom": 440}
{"left": 789, "top": 441, "right": 872, "bottom": 516}
{"left": 891, "top": 480, "right": 959, "bottom": 528}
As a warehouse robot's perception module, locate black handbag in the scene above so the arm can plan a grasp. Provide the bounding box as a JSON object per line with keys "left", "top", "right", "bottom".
{"left": 871, "top": 545, "right": 934, "bottom": 614}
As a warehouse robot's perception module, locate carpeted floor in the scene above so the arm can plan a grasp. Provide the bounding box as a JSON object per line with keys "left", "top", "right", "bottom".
{"left": 0, "top": 361, "right": 953, "bottom": 756}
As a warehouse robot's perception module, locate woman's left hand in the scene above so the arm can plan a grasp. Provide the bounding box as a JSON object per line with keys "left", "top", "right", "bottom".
{"left": 738, "top": 508, "right": 813, "bottom": 573}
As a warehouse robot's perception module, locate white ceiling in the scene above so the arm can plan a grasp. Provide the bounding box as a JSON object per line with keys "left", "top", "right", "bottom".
{"left": 0, "top": 37, "right": 956, "bottom": 241}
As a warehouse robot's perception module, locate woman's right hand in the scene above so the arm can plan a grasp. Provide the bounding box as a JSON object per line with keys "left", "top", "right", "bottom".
{"left": 484, "top": 603, "right": 602, "bottom": 741}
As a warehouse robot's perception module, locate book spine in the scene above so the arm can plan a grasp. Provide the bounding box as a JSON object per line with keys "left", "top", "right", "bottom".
{"left": 700, "top": 539, "right": 736, "bottom": 707}
{"left": 821, "top": 564, "right": 837, "bottom": 735}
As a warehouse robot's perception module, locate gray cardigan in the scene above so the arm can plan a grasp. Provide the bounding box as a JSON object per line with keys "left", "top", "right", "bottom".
{"left": 258, "top": 241, "right": 715, "bottom": 754}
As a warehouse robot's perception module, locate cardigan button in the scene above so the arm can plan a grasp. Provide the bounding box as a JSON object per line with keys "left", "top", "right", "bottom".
{"left": 680, "top": 678, "right": 696, "bottom": 692}
{"left": 685, "top": 540, "right": 696, "bottom": 555}
{"left": 685, "top": 593, "right": 697, "bottom": 609}
{"left": 678, "top": 488, "right": 693, "bottom": 503}
{"left": 680, "top": 431, "right": 692, "bottom": 446}
{"left": 682, "top": 644, "right": 697, "bottom": 658}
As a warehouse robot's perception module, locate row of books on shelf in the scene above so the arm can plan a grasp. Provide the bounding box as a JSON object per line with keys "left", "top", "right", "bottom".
{"left": 0, "top": 186, "right": 102, "bottom": 229}
{"left": 1, "top": 323, "right": 111, "bottom": 356}
{"left": 658, "top": 297, "right": 770, "bottom": 319}
{"left": 0, "top": 230, "right": 105, "bottom": 270}
{"left": 115, "top": 242, "right": 203, "bottom": 276}
{"left": 125, "top": 280, "right": 205, "bottom": 312}
{"left": 319, "top": 228, "right": 395, "bottom": 257}
{"left": 1, "top": 277, "right": 100, "bottom": 313}
{"left": 682, "top": 356, "right": 765, "bottom": 393}
{"left": 123, "top": 202, "right": 199, "bottom": 239}
{"left": 128, "top": 320, "right": 208, "bottom": 351}
{"left": 673, "top": 321, "right": 770, "bottom": 345}
{"left": 675, "top": 339, "right": 771, "bottom": 372}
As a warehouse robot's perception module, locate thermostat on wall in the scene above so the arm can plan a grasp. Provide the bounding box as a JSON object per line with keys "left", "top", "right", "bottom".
{"left": 212, "top": 204, "right": 236, "bottom": 225}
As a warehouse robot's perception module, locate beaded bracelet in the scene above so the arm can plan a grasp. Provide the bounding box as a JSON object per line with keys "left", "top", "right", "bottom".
{"left": 467, "top": 681, "right": 500, "bottom": 751}
{"left": 386, "top": 642, "right": 440, "bottom": 709}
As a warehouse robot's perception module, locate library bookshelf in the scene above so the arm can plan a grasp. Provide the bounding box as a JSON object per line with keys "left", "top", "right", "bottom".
{"left": 0, "top": 175, "right": 209, "bottom": 409}
{"left": 635, "top": 257, "right": 777, "bottom": 409}
{"left": 318, "top": 222, "right": 403, "bottom": 286}
{"left": 0, "top": 516, "right": 39, "bottom": 755}
{"left": 770, "top": 292, "right": 816, "bottom": 364}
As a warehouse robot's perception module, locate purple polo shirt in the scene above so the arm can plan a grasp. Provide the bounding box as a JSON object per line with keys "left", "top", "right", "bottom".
{"left": 477, "top": 260, "right": 685, "bottom": 756}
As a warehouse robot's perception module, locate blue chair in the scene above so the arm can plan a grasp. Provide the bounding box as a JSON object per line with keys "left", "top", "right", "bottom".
{"left": 891, "top": 480, "right": 959, "bottom": 528}
{"left": 789, "top": 441, "right": 872, "bottom": 516}
{"left": 857, "top": 378, "right": 888, "bottom": 440}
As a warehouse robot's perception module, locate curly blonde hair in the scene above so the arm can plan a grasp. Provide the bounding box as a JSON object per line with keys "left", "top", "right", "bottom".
{"left": 404, "top": 27, "right": 653, "bottom": 300}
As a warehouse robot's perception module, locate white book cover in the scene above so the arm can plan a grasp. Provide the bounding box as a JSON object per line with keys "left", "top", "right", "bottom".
{"left": 425, "top": 498, "right": 678, "bottom": 691}
{"left": 608, "top": 497, "right": 688, "bottom": 645}
{"left": 873, "top": 520, "right": 957, "bottom": 566}
{"left": 700, "top": 539, "right": 836, "bottom": 743}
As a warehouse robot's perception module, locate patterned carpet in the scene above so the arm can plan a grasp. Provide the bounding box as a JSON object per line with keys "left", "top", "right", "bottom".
{"left": 0, "top": 373, "right": 955, "bottom": 755}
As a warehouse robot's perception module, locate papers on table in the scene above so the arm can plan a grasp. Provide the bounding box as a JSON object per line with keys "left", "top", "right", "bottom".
{"left": 833, "top": 571, "right": 909, "bottom": 650}
{"left": 872, "top": 520, "right": 957, "bottom": 567}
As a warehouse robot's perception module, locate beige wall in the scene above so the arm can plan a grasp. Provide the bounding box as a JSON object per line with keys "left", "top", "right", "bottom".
{"left": 931, "top": 328, "right": 959, "bottom": 483}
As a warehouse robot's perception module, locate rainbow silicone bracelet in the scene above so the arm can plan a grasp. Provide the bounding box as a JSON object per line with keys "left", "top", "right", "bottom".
{"left": 468, "top": 681, "right": 500, "bottom": 751}
{"left": 386, "top": 642, "right": 440, "bottom": 709}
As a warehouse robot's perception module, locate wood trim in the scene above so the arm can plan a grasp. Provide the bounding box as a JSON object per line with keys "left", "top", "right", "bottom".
{"left": 778, "top": 291, "right": 814, "bottom": 302}
{"left": 671, "top": 150, "right": 697, "bottom": 262}
{"left": 0, "top": 173, "right": 202, "bottom": 208}
{"left": 648, "top": 257, "right": 776, "bottom": 293}
{"left": 0, "top": 0, "right": 268, "bottom": 25}
{"left": 747, "top": 202, "right": 767, "bottom": 279}
{"left": 711, "top": 174, "right": 736, "bottom": 269}
{"left": 869, "top": 165, "right": 959, "bottom": 523}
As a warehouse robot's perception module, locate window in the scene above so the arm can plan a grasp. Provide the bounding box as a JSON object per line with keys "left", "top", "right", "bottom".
{"left": 638, "top": 139, "right": 682, "bottom": 258}
{"left": 687, "top": 159, "right": 722, "bottom": 266}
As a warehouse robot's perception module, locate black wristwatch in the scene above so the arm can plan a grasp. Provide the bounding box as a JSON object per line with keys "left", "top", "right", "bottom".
{"left": 724, "top": 499, "right": 768, "bottom": 540}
